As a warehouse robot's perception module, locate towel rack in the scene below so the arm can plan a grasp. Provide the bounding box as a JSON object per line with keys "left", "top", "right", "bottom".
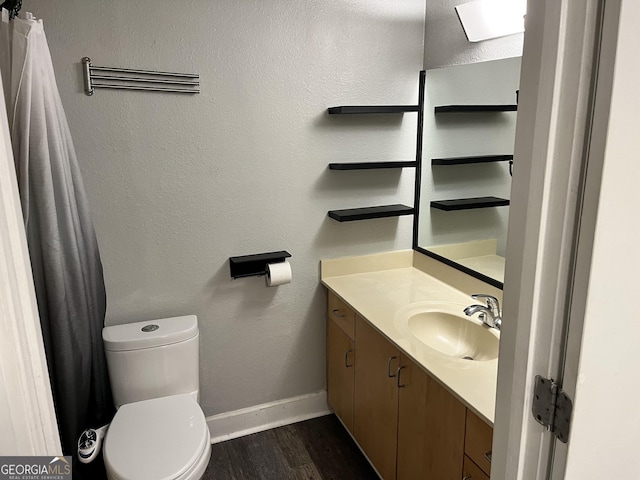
{"left": 82, "top": 57, "right": 200, "bottom": 96}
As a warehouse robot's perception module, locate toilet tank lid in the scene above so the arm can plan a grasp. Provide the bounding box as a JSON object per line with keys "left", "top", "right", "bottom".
{"left": 103, "top": 315, "right": 198, "bottom": 351}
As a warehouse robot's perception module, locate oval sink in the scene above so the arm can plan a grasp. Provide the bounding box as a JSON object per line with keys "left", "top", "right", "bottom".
{"left": 395, "top": 303, "right": 499, "bottom": 361}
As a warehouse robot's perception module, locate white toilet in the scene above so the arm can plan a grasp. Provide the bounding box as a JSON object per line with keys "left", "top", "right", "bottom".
{"left": 102, "top": 315, "right": 211, "bottom": 480}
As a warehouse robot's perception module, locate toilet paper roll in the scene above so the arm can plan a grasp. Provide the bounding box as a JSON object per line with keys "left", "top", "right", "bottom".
{"left": 266, "top": 260, "right": 292, "bottom": 287}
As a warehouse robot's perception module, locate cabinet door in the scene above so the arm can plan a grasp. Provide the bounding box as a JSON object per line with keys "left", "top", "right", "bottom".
{"left": 327, "top": 318, "right": 355, "bottom": 432}
{"left": 463, "top": 455, "right": 490, "bottom": 480}
{"left": 397, "top": 354, "right": 466, "bottom": 480}
{"left": 464, "top": 409, "right": 493, "bottom": 476}
{"left": 354, "top": 316, "right": 400, "bottom": 480}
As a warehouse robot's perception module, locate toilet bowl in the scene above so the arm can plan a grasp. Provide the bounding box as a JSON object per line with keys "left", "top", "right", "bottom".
{"left": 102, "top": 316, "right": 211, "bottom": 480}
{"left": 103, "top": 395, "right": 210, "bottom": 480}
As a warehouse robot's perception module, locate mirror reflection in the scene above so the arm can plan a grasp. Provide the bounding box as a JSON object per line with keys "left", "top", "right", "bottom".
{"left": 417, "top": 57, "right": 522, "bottom": 285}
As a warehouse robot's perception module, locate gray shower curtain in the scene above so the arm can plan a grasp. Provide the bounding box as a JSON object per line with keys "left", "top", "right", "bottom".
{"left": 0, "top": 14, "right": 114, "bottom": 477}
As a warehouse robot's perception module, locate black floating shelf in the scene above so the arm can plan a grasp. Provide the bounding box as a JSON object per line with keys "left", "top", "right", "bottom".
{"left": 434, "top": 105, "right": 518, "bottom": 114}
{"left": 328, "top": 105, "right": 419, "bottom": 115}
{"left": 431, "top": 154, "right": 513, "bottom": 166}
{"left": 430, "top": 197, "right": 510, "bottom": 211}
{"left": 328, "top": 204, "right": 414, "bottom": 222}
{"left": 329, "top": 161, "right": 417, "bottom": 170}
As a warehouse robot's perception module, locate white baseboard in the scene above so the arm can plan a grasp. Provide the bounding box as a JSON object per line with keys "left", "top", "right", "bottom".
{"left": 207, "top": 390, "right": 332, "bottom": 444}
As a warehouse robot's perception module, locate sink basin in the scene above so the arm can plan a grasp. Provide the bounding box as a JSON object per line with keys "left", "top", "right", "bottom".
{"left": 395, "top": 303, "right": 499, "bottom": 361}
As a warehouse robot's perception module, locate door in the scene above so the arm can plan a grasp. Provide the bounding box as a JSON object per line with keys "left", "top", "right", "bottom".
{"left": 354, "top": 316, "right": 399, "bottom": 480}
{"left": 494, "top": 0, "right": 632, "bottom": 478}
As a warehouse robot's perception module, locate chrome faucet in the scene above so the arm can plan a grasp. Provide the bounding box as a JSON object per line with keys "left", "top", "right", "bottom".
{"left": 464, "top": 294, "right": 502, "bottom": 330}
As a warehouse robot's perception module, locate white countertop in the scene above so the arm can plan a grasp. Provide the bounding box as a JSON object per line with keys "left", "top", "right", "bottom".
{"left": 321, "top": 250, "right": 498, "bottom": 425}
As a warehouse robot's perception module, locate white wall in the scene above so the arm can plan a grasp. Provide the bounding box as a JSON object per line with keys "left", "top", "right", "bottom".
{"left": 23, "top": 0, "right": 425, "bottom": 417}
{"left": 424, "top": 0, "right": 523, "bottom": 69}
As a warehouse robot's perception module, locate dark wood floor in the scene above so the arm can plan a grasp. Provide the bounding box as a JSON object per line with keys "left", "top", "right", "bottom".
{"left": 203, "top": 414, "right": 378, "bottom": 480}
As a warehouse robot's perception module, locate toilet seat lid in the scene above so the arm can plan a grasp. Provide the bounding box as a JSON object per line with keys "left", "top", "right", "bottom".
{"left": 104, "top": 394, "right": 209, "bottom": 480}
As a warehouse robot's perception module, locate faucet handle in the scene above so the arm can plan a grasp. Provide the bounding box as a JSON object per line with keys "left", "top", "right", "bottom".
{"left": 471, "top": 294, "right": 501, "bottom": 315}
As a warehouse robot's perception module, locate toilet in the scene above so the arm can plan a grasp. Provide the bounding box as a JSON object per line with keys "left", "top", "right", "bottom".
{"left": 102, "top": 315, "right": 211, "bottom": 480}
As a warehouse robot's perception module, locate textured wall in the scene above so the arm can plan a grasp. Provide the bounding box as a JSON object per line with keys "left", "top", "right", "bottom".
{"left": 424, "top": 0, "right": 523, "bottom": 69}
{"left": 24, "top": 0, "right": 425, "bottom": 416}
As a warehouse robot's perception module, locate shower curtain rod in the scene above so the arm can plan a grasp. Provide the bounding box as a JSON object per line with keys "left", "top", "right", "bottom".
{"left": 82, "top": 57, "right": 200, "bottom": 95}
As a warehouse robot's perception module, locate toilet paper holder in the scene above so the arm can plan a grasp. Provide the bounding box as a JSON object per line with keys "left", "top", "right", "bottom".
{"left": 229, "top": 251, "right": 292, "bottom": 279}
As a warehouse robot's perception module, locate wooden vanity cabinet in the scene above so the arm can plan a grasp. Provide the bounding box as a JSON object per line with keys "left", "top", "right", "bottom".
{"left": 326, "top": 290, "right": 491, "bottom": 480}
{"left": 353, "top": 316, "right": 466, "bottom": 480}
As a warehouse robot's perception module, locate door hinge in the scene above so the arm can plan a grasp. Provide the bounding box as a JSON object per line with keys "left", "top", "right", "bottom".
{"left": 531, "top": 375, "right": 573, "bottom": 443}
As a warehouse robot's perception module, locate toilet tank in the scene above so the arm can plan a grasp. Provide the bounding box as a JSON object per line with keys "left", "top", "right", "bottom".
{"left": 102, "top": 315, "right": 200, "bottom": 408}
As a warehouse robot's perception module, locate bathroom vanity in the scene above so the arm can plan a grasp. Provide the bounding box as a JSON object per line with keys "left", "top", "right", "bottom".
{"left": 321, "top": 250, "right": 500, "bottom": 480}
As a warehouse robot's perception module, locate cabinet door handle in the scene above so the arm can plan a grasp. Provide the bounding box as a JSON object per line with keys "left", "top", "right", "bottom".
{"left": 387, "top": 356, "right": 398, "bottom": 377}
{"left": 484, "top": 450, "right": 492, "bottom": 463}
{"left": 396, "top": 366, "right": 406, "bottom": 388}
{"left": 344, "top": 349, "right": 353, "bottom": 368}
{"left": 463, "top": 475, "right": 473, "bottom": 480}
{"left": 332, "top": 308, "right": 346, "bottom": 319}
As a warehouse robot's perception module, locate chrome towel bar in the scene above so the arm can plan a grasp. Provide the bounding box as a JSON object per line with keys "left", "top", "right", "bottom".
{"left": 82, "top": 57, "right": 200, "bottom": 96}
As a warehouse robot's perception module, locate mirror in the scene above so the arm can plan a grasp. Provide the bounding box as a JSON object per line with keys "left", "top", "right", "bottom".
{"left": 415, "top": 57, "right": 522, "bottom": 288}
